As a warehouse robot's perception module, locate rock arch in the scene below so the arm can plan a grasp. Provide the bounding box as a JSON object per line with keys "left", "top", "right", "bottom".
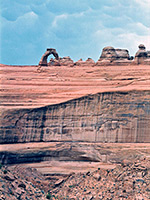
{"left": 39, "top": 48, "right": 59, "bottom": 66}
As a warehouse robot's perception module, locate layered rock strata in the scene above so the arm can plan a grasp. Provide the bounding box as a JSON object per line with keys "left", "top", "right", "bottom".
{"left": 1, "top": 91, "right": 150, "bottom": 144}
{"left": 96, "top": 44, "right": 150, "bottom": 66}
{"left": 0, "top": 142, "right": 149, "bottom": 165}
{"left": 97, "top": 46, "right": 132, "bottom": 66}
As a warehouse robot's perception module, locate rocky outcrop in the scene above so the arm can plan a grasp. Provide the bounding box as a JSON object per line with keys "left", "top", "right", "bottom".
{"left": 74, "top": 58, "right": 85, "bottom": 66}
{"left": 147, "top": 51, "right": 150, "bottom": 58}
{"left": 39, "top": 48, "right": 59, "bottom": 66}
{"left": 59, "top": 56, "right": 74, "bottom": 66}
{"left": 1, "top": 91, "right": 150, "bottom": 144}
{"left": 1, "top": 142, "right": 149, "bottom": 165}
{"left": 74, "top": 58, "right": 95, "bottom": 66}
{"left": 100, "top": 46, "right": 118, "bottom": 61}
{"left": 115, "top": 49, "right": 130, "bottom": 59}
{"left": 38, "top": 45, "right": 150, "bottom": 67}
{"left": 0, "top": 165, "right": 49, "bottom": 199}
{"left": 48, "top": 58, "right": 61, "bottom": 66}
{"left": 96, "top": 46, "right": 132, "bottom": 66}
{"left": 1, "top": 153, "right": 149, "bottom": 199}
{"left": 96, "top": 44, "right": 150, "bottom": 66}
{"left": 134, "top": 44, "right": 150, "bottom": 65}
{"left": 49, "top": 157, "right": 150, "bottom": 199}
{"left": 85, "top": 58, "right": 95, "bottom": 66}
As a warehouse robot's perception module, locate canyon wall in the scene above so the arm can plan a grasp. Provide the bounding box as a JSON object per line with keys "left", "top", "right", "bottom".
{"left": 1, "top": 91, "right": 150, "bottom": 144}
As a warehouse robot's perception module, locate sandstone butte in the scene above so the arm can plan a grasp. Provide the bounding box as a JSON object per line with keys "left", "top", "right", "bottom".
{"left": 0, "top": 45, "right": 150, "bottom": 200}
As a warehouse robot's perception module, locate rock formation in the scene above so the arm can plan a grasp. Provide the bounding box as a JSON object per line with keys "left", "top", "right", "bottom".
{"left": 85, "top": 58, "right": 95, "bottom": 66}
{"left": 39, "top": 48, "right": 59, "bottom": 66}
{"left": 147, "top": 50, "right": 150, "bottom": 58}
{"left": 96, "top": 44, "right": 150, "bottom": 66}
{"left": 39, "top": 44, "right": 150, "bottom": 67}
{"left": 134, "top": 44, "right": 150, "bottom": 65}
{"left": 74, "top": 58, "right": 95, "bottom": 66}
{"left": 74, "top": 58, "right": 85, "bottom": 66}
{"left": 1, "top": 44, "right": 150, "bottom": 200}
{"left": 100, "top": 46, "right": 118, "bottom": 60}
{"left": 59, "top": 56, "right": 74, "bottom": 66}
{"left": 48, "top": 58, "right": 61, "bottom": 66}
{"left": 96, "top": 46, "right": 132, "bottom": 66}
{"left": 115, "top": 49, "right": 130, "bottom": 59}
{"left": 1, "top": 91, "right": 150, "bottom": 144}
{"left": 0, "top": 152, "right": 149, "bottom": 199}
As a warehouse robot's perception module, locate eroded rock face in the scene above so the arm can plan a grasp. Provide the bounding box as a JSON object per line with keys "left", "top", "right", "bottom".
{"left": 39, "top": 48, "right": 59, "bottom": 66}
{"left": 115, "top": 49, "right": 130, "bottom": 59}
{"left": 97, "top": 46, "right": 131, "bottom": 66}
{"left": 100, "top": 46, "right": 118, "bottom": 60}
{"left": 1, "top": 91, "right": 150, "bottom": 144}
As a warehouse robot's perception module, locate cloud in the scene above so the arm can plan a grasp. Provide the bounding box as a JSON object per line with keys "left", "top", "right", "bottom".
{"left": 1, "top": 0, "right": 31, "bottom": 21}
{"left": 0, "top": 0, "right": 150, "bottom": 64}
{"left": 52, "top": 14, "right": 68, "bottom": 28}
{"left": 45, "top": 0, "right": 89, "bottom": 15}
{"left": 134, "top": 0, "right": 150, "bottom": 8}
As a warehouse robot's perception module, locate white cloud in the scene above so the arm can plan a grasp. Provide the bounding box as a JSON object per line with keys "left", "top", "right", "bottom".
{"left": 1, "top": 0, "right": 150, "bottom": 64}
{"left": 134, "top": 0, "right": 150, "bottom": 8}
{"left": 52, "top": 14, "right": 68, "bottom": 27}
{"left": 117, "top": 33, "right": 150, "bottom": 54}
{"left": 93, "top": 24, "right": 150, "bottom": 57}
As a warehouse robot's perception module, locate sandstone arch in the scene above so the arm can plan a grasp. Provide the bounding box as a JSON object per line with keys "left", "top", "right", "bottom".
{"left": 39, "top": 48, "right": 59, "bottom": 66}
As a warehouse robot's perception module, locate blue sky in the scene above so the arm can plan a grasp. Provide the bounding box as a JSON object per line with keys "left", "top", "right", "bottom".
{"left": 0, "top": 0, "right": 150, "bottom": 65}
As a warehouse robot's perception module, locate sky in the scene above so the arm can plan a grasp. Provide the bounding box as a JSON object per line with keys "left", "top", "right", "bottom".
{"left": 0, "top": 0, "right": 150, "bottom": 65}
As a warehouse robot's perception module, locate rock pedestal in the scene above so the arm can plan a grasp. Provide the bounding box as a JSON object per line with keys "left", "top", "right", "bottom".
{"left": 134, "top": 44, "right": 148, "bottom": 64}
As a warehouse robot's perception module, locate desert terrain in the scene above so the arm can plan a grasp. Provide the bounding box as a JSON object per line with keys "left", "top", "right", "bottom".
{"left": 1, "top": 64, "right": 150, "bottom": 109}
{"left": 0, "top": 62, "right": 150, "bottom": 199}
